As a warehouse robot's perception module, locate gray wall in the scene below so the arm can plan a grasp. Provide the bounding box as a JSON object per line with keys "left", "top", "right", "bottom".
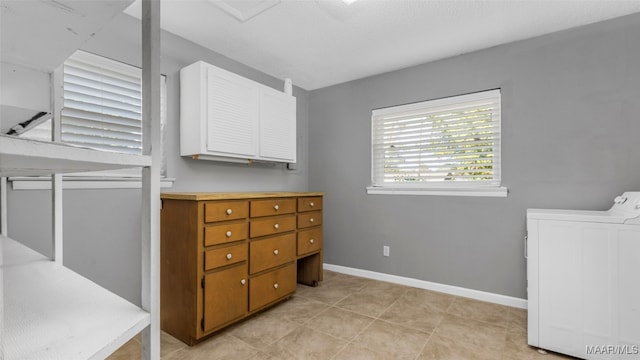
{"left": 7, "top": 13, "right": 310, "bottom": 305}
{"left": 308, "top": 13, "right": 640, "bottom": 299}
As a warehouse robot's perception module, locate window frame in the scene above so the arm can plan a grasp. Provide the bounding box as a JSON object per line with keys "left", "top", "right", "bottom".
{"left": 366, "top": 89, "right": 507, "bottom": 197}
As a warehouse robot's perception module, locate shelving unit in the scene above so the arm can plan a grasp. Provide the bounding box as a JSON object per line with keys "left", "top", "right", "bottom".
{"left": 0, "top": 135, "right": 160, "bottom": 359}
{"left": 2, "top": 235, "right": 150, "bottom": 359}
{"left": 0, "top": 0, "right": 161, "bottom": 359}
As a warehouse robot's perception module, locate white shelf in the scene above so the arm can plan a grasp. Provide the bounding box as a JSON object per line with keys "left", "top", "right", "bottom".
{"left": 2, "top": 236, "right": 151, "bottom": 360}
{"left": 0, "top": 135, "right": 151, "bottom": 177}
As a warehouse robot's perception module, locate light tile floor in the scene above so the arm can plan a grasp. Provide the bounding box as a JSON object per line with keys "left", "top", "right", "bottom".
{"left": 109, "top": 270, "right": 577, "bottom": 360}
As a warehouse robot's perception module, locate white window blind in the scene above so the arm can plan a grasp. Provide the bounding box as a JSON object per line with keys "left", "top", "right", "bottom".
{"left": 370, "top": 89, "right": 503, "bottom": 195}
{"left": 62, "top": 51, "right": 144, "bottom": 154}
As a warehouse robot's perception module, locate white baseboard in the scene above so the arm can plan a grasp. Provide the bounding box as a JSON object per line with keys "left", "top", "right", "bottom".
{"left": 323, "top": 263, "right": 527, "bottom": 309}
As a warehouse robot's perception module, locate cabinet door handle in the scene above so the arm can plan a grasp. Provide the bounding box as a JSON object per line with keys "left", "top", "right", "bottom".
{"left": 310, "top": 202, "right": 315, "bottom": 207}
{"left": 273, "top": 249, "right": 279, "bottom": 255}
{"left": 226, "top": 253, "right": 233, "bottom": 260}
{"left": 274, "top": 223, "right": 279, "bottom": 229}
{"left": 226, "top": 230, "right": 232, "bottom": 238}
{"left": 274, "top": 204, "right": 279, "bottom": 211}
{"left": 226, "top": 208, "right": 233, "bottom": 215}
{"left": 240, "top": 279, "right": 246, "bottom": 285}
{"left": 309, "top": 239, "right": 314, "bottom": 244}
{"left": 309, "top": 218, "right": 314, "bottom": 223}
{"left": 273, "top": 283, "right": 279, "bottom": 289}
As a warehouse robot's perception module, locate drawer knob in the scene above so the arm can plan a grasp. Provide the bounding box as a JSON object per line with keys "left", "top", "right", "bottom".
{"left": 310, "top": 202, "right": 315, "bottom": 207}
{"left": 309, "top": 218, "right": 314, "bottom": 223}
{"left": 226, "top": 230, "right": 232, "bottom": 238}
{"left": 273, "top": 283, "right": 279, "bottom": 289}
{"left": 226, "top": 253, "right": 233, "bottom": 260}
{"left": 309, "top": 239, "right": 314, "bottom": 244}
{"left": 226, "top": 208, "right": 233, "bottom": 215}
{"left": 274, "top": 223, "right": 279, "bottom": 229}
{"left": 240, "top": 279, "right": 246, "bottom": 285}
{"left": 273, "top": 249, "right": 279, "bottom": 255}
{"left": 274, "top": 204, "right": 279, "bottom": 210}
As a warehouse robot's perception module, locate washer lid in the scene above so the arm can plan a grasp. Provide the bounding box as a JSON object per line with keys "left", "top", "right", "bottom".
{"left": 527, "top": 192, "right": 640, "bottom": 224}
{"left": 527, "top": 208, "right": 630, "bottom": 224}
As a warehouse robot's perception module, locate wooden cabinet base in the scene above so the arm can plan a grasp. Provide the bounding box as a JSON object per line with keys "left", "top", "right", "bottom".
{"left": 160, "top": 192, "right": 324, "bottom": 345}
{"left": 297, "top": 252, "right": 323, "bottom": 287}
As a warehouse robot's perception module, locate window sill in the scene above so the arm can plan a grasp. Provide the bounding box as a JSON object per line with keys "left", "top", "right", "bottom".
{"left": 366, "top": 186, "right": 508, "bottom": 197}
{"left": 10, "top": 177, "right": 175, "bottom": 190}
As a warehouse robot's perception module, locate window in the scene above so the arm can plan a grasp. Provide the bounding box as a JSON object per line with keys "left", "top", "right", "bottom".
{"left": 61, "top": 50, "right": 150, "bottom": 154}
{"left": 13, "top": 50, "right": 171, "bottom": 189}
{"left": 367, "top": 89, "right": 506, "bottom": 197}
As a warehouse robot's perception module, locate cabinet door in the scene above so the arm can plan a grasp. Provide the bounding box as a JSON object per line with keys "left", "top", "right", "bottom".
{"left": 203, "top": 265, "right": 248, "bottom": 332}
{"left": 207, "top": 67, "right": 259, "bottom": 157}
{"left": 259, "top": 89, "right": 296, "bottom": 162}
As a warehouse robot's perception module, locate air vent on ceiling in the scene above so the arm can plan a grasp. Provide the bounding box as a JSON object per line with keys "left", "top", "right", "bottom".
{"left": 207, "top": 0, "right": 281, "bottom": 22}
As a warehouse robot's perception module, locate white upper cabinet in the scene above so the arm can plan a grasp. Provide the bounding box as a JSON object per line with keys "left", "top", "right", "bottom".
{"left": 206, "top": 67, "right": 259, "bottom": 157}
{"left": 180, "top": 61, "right": 296, "bottom": 164}
{"left": 259, "top": 90, "right": 296, "bottom": 161}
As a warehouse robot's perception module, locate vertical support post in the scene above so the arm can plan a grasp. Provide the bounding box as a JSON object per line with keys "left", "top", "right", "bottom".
{"left": 141, "top": 0, "right": 161, "bottom": 358}
{"left": 0, "top": 176, "right": 4, "bottom": 360}
{"left": 52, "top": 174, "right": 62, "bottom": 264}
{"left": 51, "top": 67, "right": 64, "bottom": 264}
{"left": 1, "top": 177, "right": 7, "bottom": 236}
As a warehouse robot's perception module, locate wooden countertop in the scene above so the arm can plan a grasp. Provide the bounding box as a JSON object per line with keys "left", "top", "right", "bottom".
{"left": 161, "top": 192, "right": 325, "bottom": 200}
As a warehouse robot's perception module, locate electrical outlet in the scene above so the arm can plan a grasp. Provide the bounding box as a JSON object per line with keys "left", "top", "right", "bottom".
{"left": 383, "top": 246, "right": 390, "bottom": 257}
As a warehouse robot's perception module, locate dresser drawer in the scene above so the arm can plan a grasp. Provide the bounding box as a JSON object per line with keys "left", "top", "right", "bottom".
{"left": 298, "top": 197, "right": 323, "bottom": 212}
{"left": 250, "top": 215, "right": 296, "bottom": 238}
{"left": 250, "top": 233, "right": 296, "bottom": 274}
{"left": 204, "top": 201, "right": 249, "bottom": 223}
{"left": 204, "top": 222, "right": 248, "bottom": 247}
{"left": 297, "top": 228, "right": 322, "bottom": 256}
{"left": 205, "top": 243, "right": 248, "bottom": 271}
{"left": 249, "top": 263, "right": 296, "bottom": 311}
{"left": 297, "top": 212, "right": 322, "bottom": 229}
{"left": 250, "top": 198, "right": 296, "bottom": 218}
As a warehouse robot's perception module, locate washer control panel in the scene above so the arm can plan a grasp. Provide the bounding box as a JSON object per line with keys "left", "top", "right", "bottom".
{"left": 609, "top": 192, "right": 640, "bottom": 222}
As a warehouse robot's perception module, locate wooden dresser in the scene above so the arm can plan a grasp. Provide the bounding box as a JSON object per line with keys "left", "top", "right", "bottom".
{"left": 160, "top": 192, "right": 324, "bottom": 345}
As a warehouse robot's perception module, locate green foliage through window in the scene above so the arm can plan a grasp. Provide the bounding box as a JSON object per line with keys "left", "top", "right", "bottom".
{"left": 371, "top": 89, "right": 501, "bottom": 187}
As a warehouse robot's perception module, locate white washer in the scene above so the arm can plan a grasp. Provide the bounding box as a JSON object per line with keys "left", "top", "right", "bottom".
{"left": 527, "top": 192, "right": 640, "bottom": 359}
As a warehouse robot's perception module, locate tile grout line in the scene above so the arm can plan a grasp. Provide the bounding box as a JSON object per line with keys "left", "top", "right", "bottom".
{"left": 304, "top": 303, "right": 377, "bottom": 353}
{"left": 328, "top": 309, "right": 379, "bottom": 360}
{"left": 326, "top": 277, "right": 396, "bottom": 359}
{"left": 412, "top": 331, "right": 434, "bottom": 360}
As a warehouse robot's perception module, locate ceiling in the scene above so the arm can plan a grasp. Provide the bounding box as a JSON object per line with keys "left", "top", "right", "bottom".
{"left": 125, "top": 0, "right": 640, "bottom": 91}
{"left": 1, "top": 0, "right": 134, "bottom": 131}
{"left": 1, "top": 0, "right": 133, "bottom": 72}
